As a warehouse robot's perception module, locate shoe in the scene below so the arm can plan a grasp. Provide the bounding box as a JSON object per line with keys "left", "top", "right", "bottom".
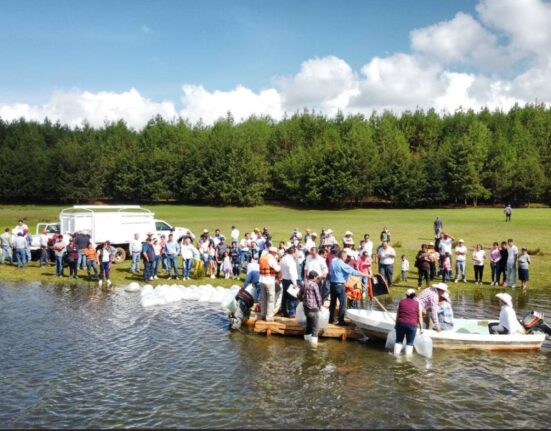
{"left": 154, "top": 276, "right": 159, "bottom": 280}
{"left": 168, "top": 277, "right": 172, "bottom": 280}
{"left": 511, "top": 285, "right": 516, "bottom": 288}
{"left": 75, "top": 275, "right": 79, "bottom": 279}
{"left": 210, "top": 274, "right": 216, "bottom": 279}
{"left": 304, "top": 334, "right": 312, "bottom": 342}
{"left": 310, "top": 337, "right": 318, "bottom": 347}
{"left": 454, "top": 279, "right": 458, "bottom": 283}
{"left": 462, "top": 279, "right": 466, "bottom": 283}
{"left": 393, "top": 343, "right": 403, "bottom": 355}
{"left": 107, "top": 280, "right": 112, "bottom": 287}
{"left": 98, "top": 280, "right": 103, "bottom": 287}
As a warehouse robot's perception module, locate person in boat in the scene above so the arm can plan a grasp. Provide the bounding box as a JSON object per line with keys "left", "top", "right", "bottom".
{"left": 394, "top": 288, "right": 423, "bottom": 355}
{"left": 416, "top": 283, "right": 448, "bottom": 332}
{"left": 437, "top": 292, "right": 454, "bottom": 331}
{"left": 488, "top": 293, "right": 523, "bottom": 335}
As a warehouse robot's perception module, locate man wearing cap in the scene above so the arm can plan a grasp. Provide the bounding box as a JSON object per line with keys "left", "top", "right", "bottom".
{"left": 39, "top": 228, "right": 50, "bottom": 267}
{"left": 454, "top": 239, "right": 467, "bottom": 283}
{"left": 489, "top": 293, "right": 523, "bottom": 334}
{"left": 329, "top": 250, "right": 369, "bottom": 326}
{"left": 280, "top": 246, "right": 299, "bottom": 318}
{"left": 259, "top": 246, "right": 281, "bottom": 322}
{"left": 416, "top": 283, "right": 448, "bottom": 331}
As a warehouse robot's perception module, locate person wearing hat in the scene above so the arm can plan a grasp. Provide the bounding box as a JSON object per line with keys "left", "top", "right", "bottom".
{"left": 416, "top": 283, "right": 448, "bottom": 331}
{"left": 394, "top": 288, "right": 423, "bottom": 355}
{"left": 323, "top": 229, "right": 336, "bottom": 247}
{"left": 437, "top": 292, "right": 454, "bottom": 331}
{"left": 454, "top": 239, "right": 468, "bottom": 283}
{"left": 342, "top": 231, "right": 354, "bottom": 248}
{"left": 142, "top": 236, "right": 156, "bottom": 282}
{"left": 489, "top": 293, "right": 523, "bottom": 334}
{"left": 304, "top": 232, "right": 317, "bottom": 251}
{"left": 259, "top": 246, "right": 281, "bottom": 321}
{"left": 38, "top": 228, "right": 50, "bottom": 267}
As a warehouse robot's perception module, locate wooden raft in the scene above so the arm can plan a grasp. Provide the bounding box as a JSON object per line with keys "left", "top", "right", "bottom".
{"left": 243, "top": 311, "right": 363, "bottom": 341}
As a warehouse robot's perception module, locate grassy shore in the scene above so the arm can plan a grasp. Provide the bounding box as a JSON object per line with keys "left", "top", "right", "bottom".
{"left": 0, "top": 204, "right": 549, "bottom": 290}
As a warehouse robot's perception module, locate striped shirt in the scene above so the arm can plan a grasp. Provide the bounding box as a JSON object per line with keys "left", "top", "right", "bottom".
{"left": 416, "top": 287, "right": 439, "bottom": 324}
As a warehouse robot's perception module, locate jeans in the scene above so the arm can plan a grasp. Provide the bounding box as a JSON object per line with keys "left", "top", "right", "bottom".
{"left": 455, "top": 261, "right": 466, "bottom": 281}
{"left": 239, "top": 250, "right": 251, "bottom": 265}
{"left": 379, "top": 263, "right": 394, "bottom": 287}
{"left": 153, "top": 256, "right": 160, "bottom": 276}
{"left": 143, "top": 260, "right": 153, "bottom": 282}
{"left": 15, "top": 248, "right": 26, "bottom": 268}
{"left": 281, "top": 279, "right": 297, "bottom": 317}
{"left": 401, "top": 270, "right": 408, "bottom": 281}
{"left": 395, "top": 322, "right": 417, "bottom": 346}
{"left": 77, "top": 249, "right": 86, "bottom": 270}
{"left": 55, "top": 255, "right": 64, "bottom": 276}
{"left": 329, "top": 282, "right": 347, "bottom": 324}
{"left": 490, "top": 263, "right": 498, "bottom": 283}
{"left": 131, "top": 252, "right": 141, "bottom": 272}
{"left": 319, "top": 279, "right": 330, "bottom": 302}
{"left": 100, "top": 261, "right": 111, "bottom": 280}
{"left": 2, "top": 246, "right": 13, "bottom": 264}
{"left": 182, "top": 258, "right": 193, "bottom": 279}
{"left": 86, "top": 259, "right": 98, "bottom": 277}
{"left": 506, "top": 262, "right": 517, "bottom": 285}
{"left": 304, "top": 308, "right": 320, "bottom": 337}
{"left": 39, "top": 247, "right": 49, "bottom": 266}
{"left": 167, "top": 255, "right": 180, "bottom": 278}
{"left": 25, "top": 249, "right": 31, "bottom": 263}
{"left": 161, "top": 255, "right": 168, "bottom": 272}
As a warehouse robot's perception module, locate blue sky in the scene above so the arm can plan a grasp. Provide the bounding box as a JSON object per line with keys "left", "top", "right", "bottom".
{"left": 1, "top": 0, "right": 549, "bottom": 128}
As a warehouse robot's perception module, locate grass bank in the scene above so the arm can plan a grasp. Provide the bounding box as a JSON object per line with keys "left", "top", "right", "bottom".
{"left": 0, "top": 204, "right": 549, "bottom": 290}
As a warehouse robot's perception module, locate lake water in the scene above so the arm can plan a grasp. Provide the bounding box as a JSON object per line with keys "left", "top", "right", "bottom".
{"left": 1, "top": 282, "right": 551, "bottom": 429}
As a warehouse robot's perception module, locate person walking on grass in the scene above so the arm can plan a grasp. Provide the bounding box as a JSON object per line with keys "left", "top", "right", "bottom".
{"left": 518, "top": 247, "right": 531, "bottom": 290}
{"left": 454, "top": 239, "right": 467, "bottom": 283}
{"left": 472, "top": 244, "right": 486, "bottom": 285}
{"left": 98, "top": 241, "right": 115, "bottom": 288}
{"left": 434, "top": 216, "right": 443, "bottom": 239}
{"left": 504, "top": 204, "right": 512, "bottom": 222}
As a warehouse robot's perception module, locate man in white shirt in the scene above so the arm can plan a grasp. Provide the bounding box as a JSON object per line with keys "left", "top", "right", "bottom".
{"left": 280, "top": 246, "right": 299, "bottom": 318}
{"left": 304, "top": 232, "right": 317, "bottom": 251}
{"left": 230, "top": 225, "right": 240, "bottom": 243}
{"left": 324, "top": 229, "right": 336, "bottom": 246}
{"left": 13, "top": 232, "right": 28, "bottom": 268}
{"left": 377, "top": 241, "right": 396, "bottom": 287}
{"left": 39, "top": 229, "right": 49, "bottom": 267}
{"left": 506, "top": 238, "right": 518, "bottom": 288}
{"left": 14, "top": 220, "right": 28, "bottom": 236}
{"left": 362, "top": 234, "right": 374, "bottom": 257}
{"left": 130, "top": 233, "right": 143, "bottom": 274}
{"left": 259, "top": 246, "right": 281, "bottom": 322}
{"left": 454, "top": 239, "right": 467, "bottom": 283}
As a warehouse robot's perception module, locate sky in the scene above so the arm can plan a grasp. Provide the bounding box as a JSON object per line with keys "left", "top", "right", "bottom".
{"left": 1, "top": 0, "right": 550, "bottom": 128}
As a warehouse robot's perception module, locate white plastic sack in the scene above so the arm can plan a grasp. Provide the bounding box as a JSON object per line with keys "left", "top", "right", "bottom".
{"left": 414, "top": 332, "right": 433, "bottom": 359}
{"left": 125, "top": 282, "right": 141, "bottom": 292}
{"left": 318, "top": 307, "right": 330, "bottom": 331}
{"left": 221, "top": 287, "right": 239, "bottom": 313}
{"left": 385, "top": 329, "right": 396, "bottom": 351}
{"left": 296, "top": 302, "right": 306, "bottom": 324}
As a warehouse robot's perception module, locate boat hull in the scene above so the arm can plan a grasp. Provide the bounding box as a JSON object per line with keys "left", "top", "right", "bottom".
{"left": 346, "top": 309, "right": 546, "bottom": 352}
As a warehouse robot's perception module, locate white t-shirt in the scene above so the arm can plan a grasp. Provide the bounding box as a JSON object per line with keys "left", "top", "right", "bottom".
{"left": 181, "top": 244, "right": 195, "bottom": 260}
{"left": 304, "top": 254, "right": 328, "bottom": 277}
{"left": 280, "top": 254, "right": 298, "bottom": 284}
{"left": 439, "top": 238, "right": 453, "bottom": 254}
{"left": 401, "top": 259, "right": 409, "bottom": 271}
{"left": 231, "top": 229, "right": 240, "bottom": 243}
{"left": 101, "top": 248, "right": 111, "bottom": 263}
{"left": 472, "top": 249, "right": 486, "bottom": 266}
{"left": 239, "top": 238, "right": 250, "bottom": 252}
{"left": 130, "top": 239, "right": 142, "bottom": 253}
{"left": 454, "top": 245, "right": 467, "bottom": 262}
{"left": 378, "top": 246, "right": 396, "bottom": 265}
{"left": 304, "top": 238, "right": 316, "bottom": 251}
{"left": 39, "top": 234, "right": 48, "bottom": 248}
{"left": 362, "top": 240, "right": 374, "bottom": 257}
{"left": 507, "top": 245, "right": 518, "bottom": 264}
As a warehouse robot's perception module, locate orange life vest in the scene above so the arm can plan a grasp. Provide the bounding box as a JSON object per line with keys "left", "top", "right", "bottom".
{"left": 259, "top": 254, "right": 276, "bottom": 277}
{"left": 345, "top": 275, "right": 363, "bottom": 301}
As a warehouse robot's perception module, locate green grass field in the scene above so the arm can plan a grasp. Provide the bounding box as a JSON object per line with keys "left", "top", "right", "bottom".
{"left": 0, "top": 204, "right": 549, "bottom": 290}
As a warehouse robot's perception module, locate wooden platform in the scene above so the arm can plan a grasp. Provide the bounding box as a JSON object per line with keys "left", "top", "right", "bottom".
{"left": 243, "top": 311, "right": 364, "bottom": 341}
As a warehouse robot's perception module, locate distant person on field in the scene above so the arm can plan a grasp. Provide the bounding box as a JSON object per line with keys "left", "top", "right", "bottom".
{"left": 504, "top": 204, "right": 512, "bottom": 222}
{"left": 0, "top": 227, "right": 13, "bottom": 265}
{"left": 518, "top": 247, "right": 531, "bottom": 290}
{"left": 434, "top": 216, "right": 443, "bottom": 238}
{"left": 380, "top": 227, "right": 391, "bottom": 243}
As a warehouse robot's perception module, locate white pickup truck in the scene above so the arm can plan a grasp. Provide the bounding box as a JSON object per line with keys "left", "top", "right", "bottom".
{"left": 30, "top": 206, "right": 194, "bottom": 263}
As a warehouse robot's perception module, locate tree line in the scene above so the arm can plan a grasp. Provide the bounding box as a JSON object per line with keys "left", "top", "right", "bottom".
{"left": 1, "top": 104, "right": 550, "bottom": 207}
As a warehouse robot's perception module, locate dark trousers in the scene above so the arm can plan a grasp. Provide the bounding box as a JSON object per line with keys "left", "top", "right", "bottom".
{"left": 319, "top": 279, "right": 330, "bottom": 302}
{"left": 474, "top": 265, "right": 484, "bottom": 282}
{"left": 418, "top": 268, "right": 430, "bottom": 287}
{"left": 281, "top": 279, "right": 297, "bottom": 317}
{"left": 329, "top": 282, "right": 346, "bottom": 324}
{"left": 429, "top": 263, "right": 436, "bottom": 280}
{"left": 395, "top": 322, "right": 417, "bottom": 346}
{"left": 491, "top": 263, "right": 498, "bottom": 283}
{"left": 379, "top": 263, "right": 394, "bottom": 287}
{"left": 39, "top": 247, "right": 49, "bottom": 266}
{"left": 143, "top": 260, "right": 153, "bottom": 282}
{"left": 305, "top": 308, "right": 320, "bottom": 336}
{"left": 497, "top": 265, "right": 507, "bottom": 284}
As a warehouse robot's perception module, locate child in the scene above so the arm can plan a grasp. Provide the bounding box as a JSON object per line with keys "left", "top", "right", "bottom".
{"left": 401, "top": 255, "right": 409, "bottom": 283}
{"left": 230, "top": 241, "right": 240, "bottom": 280}
{"left": 222, "top": 249, "right": 233, "bottom": 279}
{"left": 518, "top": 247, "right": 531, "bottom": 290}
{"left": 442, "top": 252, "right": 452, "bottom": 282}
{"left": 297, "top": 270, "right": 323, "bottom": 347}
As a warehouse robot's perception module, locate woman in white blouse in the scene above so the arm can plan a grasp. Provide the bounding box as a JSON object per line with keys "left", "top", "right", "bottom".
{"left": 472, "top": 243, "right": 486, "bottom": 285}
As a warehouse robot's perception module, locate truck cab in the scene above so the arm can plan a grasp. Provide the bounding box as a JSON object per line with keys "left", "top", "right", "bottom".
{"left": 155, "top": 219, "right": 195, "bottom": 243}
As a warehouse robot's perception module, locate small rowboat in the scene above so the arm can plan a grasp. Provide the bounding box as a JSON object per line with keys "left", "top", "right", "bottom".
{"left": 346, "top": 309, "right": 547, "bottom": 352}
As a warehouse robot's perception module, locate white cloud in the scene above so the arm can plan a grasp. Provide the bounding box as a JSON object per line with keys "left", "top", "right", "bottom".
{"left": 1, "top": 0, "right": 551, "bottom": 128}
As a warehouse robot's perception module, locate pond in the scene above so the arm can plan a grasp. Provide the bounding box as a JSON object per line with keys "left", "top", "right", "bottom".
{"left": 1, "top": 282, "right": 550, "bottom": 429}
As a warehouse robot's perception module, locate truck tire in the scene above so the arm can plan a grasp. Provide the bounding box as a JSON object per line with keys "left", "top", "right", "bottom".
{"left": 114, "top": 247, "right": 126, "bottom": 263}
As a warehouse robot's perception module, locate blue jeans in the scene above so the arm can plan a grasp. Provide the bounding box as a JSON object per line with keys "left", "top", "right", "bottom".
{"left": 100, "top": 261, "right": 111, "bottom": 280}
{"left": 167, "top": 255, "right": 180, "bottom": 277}
{"left": 55, "top": 255, "right": 64, "bottom": 276}
{"left": 77, "top": 249, "right": 86, "bottom": 269}
{"left": 507, "top": 262, "right": 517, "bottom": 285}
{"left": 379, "top": 263, "right": 394, "bottom": 287}
{"left": 153, "top": 256, "right": 160, "bottom": 276}
{"left": 455, "top": 261, "right": 466, "bottom": 281}
{"left": 1, "top": 246, "right": 13, "bottom": 264}
{"left": 143, "top": 260, "right": 153, "bottom": 282}
{"left": 25, "top": 249, "right": 31, "bottom": 263}
{"left": 239, "top": 250, "right": 251, "bottom": 265}
{"left": 131, "top": 252, "right": 141, "bottom": 272}
{"left": 15, "top": 249, "right": 26, "bottom": 268}
{"left": 329, "top": 282, "right": 347, "bottom": 324}
{"left": 243, "top": 271, "right": 260, "bottom": 302}
{"left": 395, "top": 322, "right": 417, "bottom": 346}
{"left": 281, "top": 279, "right": 297, "bottom": 317}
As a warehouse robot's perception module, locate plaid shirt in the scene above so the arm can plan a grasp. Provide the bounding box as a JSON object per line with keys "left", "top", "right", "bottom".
{"left": 416, "top": 287, "right": 439, "bottom": 323}
{"left": 298, "top": 279, "right": 323, "bottom": 311}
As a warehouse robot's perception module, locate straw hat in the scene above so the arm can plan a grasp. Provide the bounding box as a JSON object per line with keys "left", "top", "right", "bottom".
{"left": 325, "top": 228, "right": 333, "bottom": 234}
{"left": 458, "top": 239, "right": 465, "bottom": 243}
{"left": 441, "top": 292, "right": 450, "bottom": 302}
{"left": 344, "top": 230, "right": 353, "bottom": 236}
{"left": 268, "top": 246, "right": 278, "bottom": 253}
{"left": 432, "top": 282, "right": 449, "bottom": 292}
{"left": 496, "top": 293, "right": 513, "bottom": 307}
{"left": 310, "top": 232, "right": 318, "bottom": 238}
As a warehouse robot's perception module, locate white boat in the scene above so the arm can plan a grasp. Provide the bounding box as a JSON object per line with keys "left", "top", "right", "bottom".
{"left": 346, "top": 309, "right": 547, "bottom": 352}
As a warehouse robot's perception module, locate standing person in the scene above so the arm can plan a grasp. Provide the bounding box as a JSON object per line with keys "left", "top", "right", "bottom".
{"left": 400, "top": 255, "right": 409, "bottom": 283}
{"left": 329, "top": 250, "right": 368, "bottom": 326}
{"left": 518, "top": 247, "right": 531, "bottom": 290}
{"left": 215, "top": 236, "right": 229, "bottom": 278}
{"left": 243, "top": 259, "right": 260, "bottom": 303}
{"left": 13, "top": 232, "right": 27, "bottom": 268}
{"left": 342, "top": 231, "right": 355, "bottom": 249}
{"left": 180, "top": 237, "right": 195, "bottom": 281}
{"left": 416, "top": 244, "right": 431, "bottom": 288}
{"left": 454, "top": 239, "right": 467, "bottom": 283}
{"left": 298, "top": 270, "right": 323, "bottom": 347}
{"left": 280, "top": 246, "right": 299, "bottom": 318}
{"left": 84, "top": 242, "right": 99, "bottom": 280}
{"left": 434, "top": 216, "right": 443, "bottom": 239}
{"left": 151, "top": 238, "right": 161, "bottom": 280}
{"left": 394, "top": 288, "right": 423, "bottom": 356}
{"left": 129, "top": 233, "right": 142, "bottom": 274}
{"left": 259, "top": 246, "right": 281, "bottom": 322}
{"left": 438, "top": 232, "right": 454, "bottom": 275}
{"left": 230, "top": 241, "right": 241, "bottom": 280}
{"left": 38, "top": 229, "right": 49, "bottom": 267}
{"left": 222, "top": 249, "right": 233, "bottom": 279}
{"left": 66, "top": 236, "right": 79, "bottom": 279}
{"left": 506, "top": 238, "right": 519, "bottom": 288}
{"left": 305, "top": 246, "right": 329, "bottom": 300}
{"left": 380, "top": 227, "right": 391, "bottom": 243}
{"left": 0, "top": 228, "right": 13, "bottom": 265}
{"left": 75, "top": 230, "right": 91, "bottom": 270}
{"left": 442, "top": 253, "right": 452, "bottom": 282}
{"left": 165, "top": 233, "right": 181, "bottom": 280}
{"left": 427, "top": 242, "right": 438, "bottom": 281}
{"left": 230, "top": 225, "right": 240, "bottom": 244}
{"left": 239, "top": 233, "right": 252, "bottom": 266}
{"left": 472, "top": 244, "right": 486, "bottom": 285}
{"left": 497, "top": 241, "right": 509, "bottom": 286}
{"left": 377, "top": 241, "right": 396, "bottom": 288}
{"left": 362, "top": 234, "right": 374, "bottom": 258}
{"left": 14, "top": 219, "right": 28, "bottom": 236}
{"left": 323, "top": 229, "right": 336, "bottom": 247}
{"left": 23, "top": 229, "right": 32, "bottom": 264}
{"left": 208, "top": 240, "right": 217, "bottom": 279}
{"left": 304, "top": 232, "right": 317, "bottom": 252}
{"left": 98, "top": 241, "right": 115, "bottom": 287}
{"left": 159, "top": 235, "right": 168, "bottom": 274}
{"left": 53, "top": 235, "right": 66, "bottom": 277}
{"left": 142, "top": 237, "right": 155, "bottom": 282}
{"left": 504, "top": 204, "right": 512, "bottom": 222}
{"left": 357, "top": 250, "right": 372, "bottom": 297}
{"left": 489, "top": 242, "right": 501, "bottom": 286}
